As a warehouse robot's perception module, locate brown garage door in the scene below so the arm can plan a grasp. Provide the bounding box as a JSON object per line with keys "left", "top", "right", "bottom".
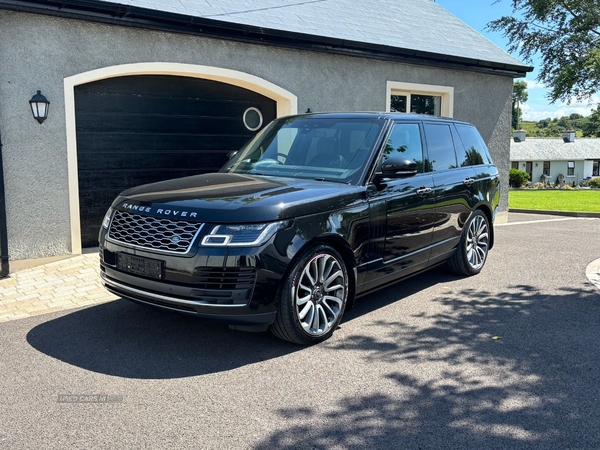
{"left": 75, "top": 75, "right": 276, "bottom": 247}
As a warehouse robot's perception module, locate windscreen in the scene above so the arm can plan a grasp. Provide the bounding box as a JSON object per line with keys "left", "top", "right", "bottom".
{"left": 221, "top": 116, "right": 384, "bottom": 185}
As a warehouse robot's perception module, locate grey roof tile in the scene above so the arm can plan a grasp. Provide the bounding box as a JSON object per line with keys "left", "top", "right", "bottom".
{"left": 90, "top": 0, "right": 528, "bottom": 69}
{"left": 510, "top": 139, "right": 600, "bottom": 161}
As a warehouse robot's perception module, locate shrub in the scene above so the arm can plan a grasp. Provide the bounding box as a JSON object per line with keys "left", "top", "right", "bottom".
{"left": 589, "top": 177, "right": 600, "bottom": 188}
{"left": 509, "top": 168, "right": 530, "bottom": 187}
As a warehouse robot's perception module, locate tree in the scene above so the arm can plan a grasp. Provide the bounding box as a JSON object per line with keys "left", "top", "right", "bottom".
{"left": 512, "top": 80, "right": 528, "bottom": 129}
{"left": 582, "top": 104, "right": 600, "bottom": 137}
{"left": 488, "top": 0, "right": 600, "bottom": 104}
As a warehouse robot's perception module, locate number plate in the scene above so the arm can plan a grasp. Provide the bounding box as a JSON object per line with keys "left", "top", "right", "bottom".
{"left": 117, "top": 253, "right": 164, "bottom": 280}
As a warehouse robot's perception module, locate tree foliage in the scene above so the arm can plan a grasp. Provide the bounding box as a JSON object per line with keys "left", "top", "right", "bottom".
{"left": 512, "top": 80, "right": 528, "bottom": 129}
{"left": 582, "top": 104, "right": 600, "bottom": 137}
{"left": 488, "top": 0, "right": 600, "bottom": 103}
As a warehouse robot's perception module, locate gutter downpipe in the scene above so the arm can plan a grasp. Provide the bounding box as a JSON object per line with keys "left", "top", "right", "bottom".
{"left": 0, "top": 133, "right": 9, "bottom": 278}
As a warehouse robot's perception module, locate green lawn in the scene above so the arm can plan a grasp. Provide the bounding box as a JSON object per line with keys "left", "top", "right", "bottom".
{"left": 509, "top": 189, "right": 600, "bottom": 212}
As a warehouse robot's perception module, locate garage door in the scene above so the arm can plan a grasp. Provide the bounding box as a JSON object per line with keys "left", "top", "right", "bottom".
{"left": 75, "top": 75, "right": 276, "bottom": 247}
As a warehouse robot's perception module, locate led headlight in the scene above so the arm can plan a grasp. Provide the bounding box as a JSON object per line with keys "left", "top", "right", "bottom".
{"left": 201, "top": 222, "right": 283, "bottom": 247}
{"left": 101, "top": 207, "right": 113, "bottom": 229}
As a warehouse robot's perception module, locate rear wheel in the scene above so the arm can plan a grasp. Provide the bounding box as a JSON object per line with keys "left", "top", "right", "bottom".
{"left": 271, "top": 245, "right": 348, "bottom": 345}
{"left": 448, "top": 210, "right": 490, "bottom": 276}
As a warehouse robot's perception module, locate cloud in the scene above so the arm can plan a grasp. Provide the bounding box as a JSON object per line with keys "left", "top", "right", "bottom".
{"left": 521, "top": 96, "right": 600, "bottom": 121}
{"left": 524, "top": 80, "right": 546, "bottom": 90}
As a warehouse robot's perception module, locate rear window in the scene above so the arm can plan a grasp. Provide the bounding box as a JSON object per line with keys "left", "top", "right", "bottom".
{"left": 455, "top": 124, "right": 493, "bottom": 166}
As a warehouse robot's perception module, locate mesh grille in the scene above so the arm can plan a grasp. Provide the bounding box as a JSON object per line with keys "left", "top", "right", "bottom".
{"left": 108, "top": 210, "right": 202, "bottom": 253}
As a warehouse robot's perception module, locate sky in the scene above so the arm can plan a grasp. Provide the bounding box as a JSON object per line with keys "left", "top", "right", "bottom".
{"left": 435, "top": 0, "right": 599, "bottom": 121}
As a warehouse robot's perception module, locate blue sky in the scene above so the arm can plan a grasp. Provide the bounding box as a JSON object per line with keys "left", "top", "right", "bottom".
{"left": 435, "top": 0, "right": 599, "bottom": 121}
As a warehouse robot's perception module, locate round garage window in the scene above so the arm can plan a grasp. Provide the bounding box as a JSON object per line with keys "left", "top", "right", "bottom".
{"left": 243, "top": 107, "right": 263, "bottom": 131}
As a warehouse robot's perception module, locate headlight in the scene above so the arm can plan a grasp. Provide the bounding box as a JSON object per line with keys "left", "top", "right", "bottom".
{"left": 101, "top": 207, "right": 113, "bottom": 229}
{"left": 201, "top": 222, "right": 283, "bottom": 247}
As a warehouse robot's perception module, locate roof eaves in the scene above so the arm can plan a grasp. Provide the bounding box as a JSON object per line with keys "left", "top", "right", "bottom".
{"left": 0, "top": 0, "right": 533, "bottom": 76}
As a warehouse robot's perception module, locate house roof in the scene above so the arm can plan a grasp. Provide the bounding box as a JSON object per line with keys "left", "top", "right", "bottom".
{"left": 1, "top": 0, "right": 532, "bottom": 76}
{"left": 510, "top": 138, "right": 600, "bottom": 161}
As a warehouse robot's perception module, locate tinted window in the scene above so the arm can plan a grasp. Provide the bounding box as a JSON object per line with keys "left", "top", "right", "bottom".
{"left": 424, "top": 124, "right": 457, "bottom": 171}
{"left": 222, "top": 117, "right": 383, "bottom": 185}
{"left": 455, "top": 124, "right": 492, "bottom": 165}
{"left": 383, "top": 123, "right": 425, "bottom": 172}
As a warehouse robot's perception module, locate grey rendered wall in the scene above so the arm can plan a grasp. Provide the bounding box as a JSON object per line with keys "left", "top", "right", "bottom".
{"left": 0, "top": 10, "right": 513, "bottom": 260}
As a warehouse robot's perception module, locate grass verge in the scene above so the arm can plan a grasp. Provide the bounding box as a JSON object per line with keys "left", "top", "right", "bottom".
{"left": 509, "top": 189, "right": 600, "bottom": 213}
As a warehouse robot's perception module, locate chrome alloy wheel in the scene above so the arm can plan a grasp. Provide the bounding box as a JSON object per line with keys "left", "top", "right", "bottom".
{"left": 466, "top": 214, "right": 489, "bottom": 270}
{"left": 295, "top": 253, "right": 346, "bottom": 336}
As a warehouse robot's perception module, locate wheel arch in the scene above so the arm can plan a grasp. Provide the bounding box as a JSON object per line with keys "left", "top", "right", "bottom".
{"left": 474, "top": 203, "right": 494, "bottom": 249}
{"left": 286, "top": 234, "right": 357, "bottom": 311}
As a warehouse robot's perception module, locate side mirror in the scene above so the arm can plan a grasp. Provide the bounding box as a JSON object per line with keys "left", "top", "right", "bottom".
{"left": 380, "top": 157, "right": 418, "bottom": 178}
{"left": 226, "top": 150, "right": 238, "bottom": 160}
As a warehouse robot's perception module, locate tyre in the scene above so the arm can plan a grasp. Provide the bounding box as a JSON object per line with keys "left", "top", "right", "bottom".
{"left": 270, "top": 245, "right": 348, "bottom": 345}
{"left": 448, "top": 209, "right": 490, "bottom": 276}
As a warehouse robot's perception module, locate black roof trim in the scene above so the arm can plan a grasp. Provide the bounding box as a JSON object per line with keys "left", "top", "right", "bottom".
{"left": 0, "top": 0, "right": 533, "bottom": 77}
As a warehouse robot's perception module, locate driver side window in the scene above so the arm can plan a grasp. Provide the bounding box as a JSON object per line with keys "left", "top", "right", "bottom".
{"left": 384, "top": 123, "right": 426, "bottom": 173}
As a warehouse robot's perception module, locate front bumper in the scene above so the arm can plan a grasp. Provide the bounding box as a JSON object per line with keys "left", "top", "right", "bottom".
{"left": 99, "top": 232, "right": 291, "bottom": 326}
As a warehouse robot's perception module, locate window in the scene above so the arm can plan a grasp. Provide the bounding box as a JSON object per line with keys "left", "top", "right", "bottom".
{"left": 543, "top": 161, "right": 551, "bottom": 176}
{"left": 391, "top": 95, "right": 441, "bottom": 116}
{"left": 384, "top": 123, "right": 425, "bottom": 172}
{"left": 455, "top": 124, "right": 492, "bottom": 166}
{"left": 593, "top": 160, "right": 599, "bottom": 176}
{"left": 424, "top": 124, "right": 457, "bottom": 171}
{"left": 387, "top": 82, "right": 454, "bottom": 117}
{"left": 511, "top": 161, "right": 519, "bottom": 170}
{"left": 567, "top": 161, "right": 575, "bottom": 176}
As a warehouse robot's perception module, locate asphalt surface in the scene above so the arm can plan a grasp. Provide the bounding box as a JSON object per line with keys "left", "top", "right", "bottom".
{"left": 1, "top": 213, "right": 599, "bottom": 449}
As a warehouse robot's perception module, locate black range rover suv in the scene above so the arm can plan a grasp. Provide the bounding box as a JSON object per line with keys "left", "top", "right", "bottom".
{"left": 99, "top": 112, "right": 500, "bottom": 344}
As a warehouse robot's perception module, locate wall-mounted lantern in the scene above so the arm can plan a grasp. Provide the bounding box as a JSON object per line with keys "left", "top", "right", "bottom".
{"left": 29, "top": 90, "right": 50, "bottom": 124}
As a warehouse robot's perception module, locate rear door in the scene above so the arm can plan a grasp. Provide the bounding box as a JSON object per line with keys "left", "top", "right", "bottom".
{"left": 424, "top": 122, "right": 478, "bottom": 264}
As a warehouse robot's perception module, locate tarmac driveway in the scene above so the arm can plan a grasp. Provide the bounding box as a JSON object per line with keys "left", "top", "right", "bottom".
{"left": 1, "top": 214, "right": 599, "bottom": 449}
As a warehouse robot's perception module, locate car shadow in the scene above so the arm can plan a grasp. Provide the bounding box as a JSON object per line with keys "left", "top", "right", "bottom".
{"left": 26, "top": 299, "right": 299, "bottom": 379}
{"left": 25, "top": 267, "right": 455, "bottom": 380}
{"left": 344, "top": 265, "right": 460, "bottom": 322}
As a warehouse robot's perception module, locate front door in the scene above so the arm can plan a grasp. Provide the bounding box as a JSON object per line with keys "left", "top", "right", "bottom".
{"left": 525, "top": 161, "right": 533, "bottom": 183}
{"left": 363, "top": 122, "right": 436, "bottom": 290}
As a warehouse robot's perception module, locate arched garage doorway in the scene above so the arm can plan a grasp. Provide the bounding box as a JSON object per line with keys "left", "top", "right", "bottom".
{"left": 75, "top": 75, "right": 276, "bottom": 246}
{"left": 65, "top": 63, "right": 298, "bottom": 251}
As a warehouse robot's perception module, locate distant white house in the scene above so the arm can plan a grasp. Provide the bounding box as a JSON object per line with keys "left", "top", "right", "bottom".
{"left": 510, "top": 132, "right": 600, "bottom": 185}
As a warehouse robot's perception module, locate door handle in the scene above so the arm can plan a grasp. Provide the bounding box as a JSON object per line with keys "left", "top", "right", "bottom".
{"left": 416, "top": 187, "right": 432, "bottom": 197}
{"left": 463, "top": 178, "right": 475, "bottom": 187}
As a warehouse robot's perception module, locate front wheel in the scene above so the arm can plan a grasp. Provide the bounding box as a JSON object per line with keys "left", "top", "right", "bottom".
{"left": 448, "top": 210, "right": 490, "bottom": 276}
{"left": 270, "top": 245, "right": 348, "bottom": 345}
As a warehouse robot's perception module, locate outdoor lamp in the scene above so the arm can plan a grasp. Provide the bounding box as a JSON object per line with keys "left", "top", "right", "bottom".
{"left": 29, "top": 90, "right": 50, "bottom": 124}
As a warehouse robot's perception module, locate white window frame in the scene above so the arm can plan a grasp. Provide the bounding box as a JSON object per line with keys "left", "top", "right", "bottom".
{"left": 386, "top": 81, "right": 454, "bottom": 117}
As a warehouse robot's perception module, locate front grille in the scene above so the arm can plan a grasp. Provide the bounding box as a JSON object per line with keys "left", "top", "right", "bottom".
{"left": 108, "top": 210, "right": 203, "bottom": 254}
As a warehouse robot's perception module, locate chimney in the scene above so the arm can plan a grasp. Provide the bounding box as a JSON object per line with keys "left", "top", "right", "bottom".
{"left": 513, "top": 130, "right": 526, "bottom": 143}
{"left": 562, "top": 130, "right": 576, "bottom": 143}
